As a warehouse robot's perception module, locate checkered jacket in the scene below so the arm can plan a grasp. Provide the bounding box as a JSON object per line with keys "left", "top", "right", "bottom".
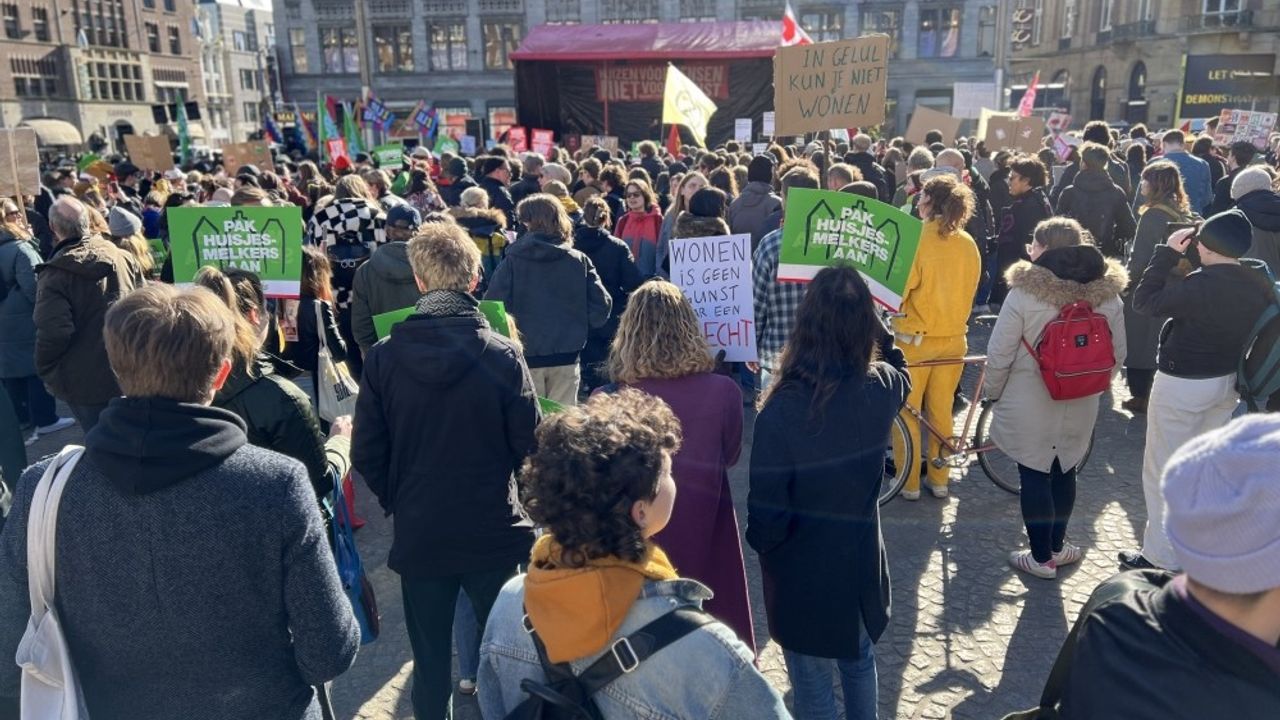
{"left": 753, "top": 227, "right": 807, "bottom": 371}
{"left": 306, "top": 197, "right": 387, "bottom": 310}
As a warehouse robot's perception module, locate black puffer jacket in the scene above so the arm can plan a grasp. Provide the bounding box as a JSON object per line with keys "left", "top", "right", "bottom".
{"left": 1056, "top": 169, "right": 1137, "bottom": 258}
{"left": 996, "top": 187, "right": 1052, "bottom": 248}
{"left": 440, "top": 174, "right": 478, "bottom": 208}
{"left": 572, "top": 225, "right": 645, "bottom": 341}
{"left": 847, "top": 152, "right": 890, "bottom": 202}
{"left": 1234, "top": 189, "right": 1280, "bottom": 276}
{"left": 479, "top": 175, "right": 516, "bottom": 227}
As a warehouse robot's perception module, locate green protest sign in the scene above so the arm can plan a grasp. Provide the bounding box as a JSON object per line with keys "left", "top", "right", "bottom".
{"left": 166, "top": 206, "right": 304, "bottom": 298}
{"left": 778, "top": 188, "right": 923, "bottom": 311}
{"left": 374, "top": 143, "right": 404, "bottom": 168}
{"left": 373, "top": 300, "right": 511, "bottom": 340}
{"left": 434, "top": 135, "right": 460, "bottom": 156}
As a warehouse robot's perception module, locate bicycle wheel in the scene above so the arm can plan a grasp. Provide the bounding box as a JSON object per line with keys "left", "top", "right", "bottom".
{"left": 881, "top": 414, "right": 912, "bottom": 505}
{"left": 976, "top": 402, "right": 1021, "bottom": 494}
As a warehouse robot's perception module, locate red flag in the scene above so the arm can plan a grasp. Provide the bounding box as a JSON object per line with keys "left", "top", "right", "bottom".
{"left": 1018, "top": 71, "right": 1040, "bottom": 118}
{"left": 666, "top": 124, "right": 682, "bottom": 158}
{"left": 782, "top": 1, "right": 812, "bottom": 47}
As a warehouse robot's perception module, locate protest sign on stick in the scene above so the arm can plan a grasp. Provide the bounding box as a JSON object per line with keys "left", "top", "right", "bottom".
{"left": 531, "top": 129, "right": 555, "bottom": 158}
{"left": 167, "top": 206, "right": 305, "bottom": 298}
{"left": 124, "top": 134, "right": 174, "bottom": 173}
{"left": 951, "top": 82, "right": 998, "bottom": 119}
{"left": 904, "top": 106, "right": 962, "bottom": 145}
{"left": 762, "top": 111, "right": 776, "bottom": 137}
{"left": 778, "top": 188, "right": 923, "bottom": 311}
{"left": 985, "top": 115, "right": 1045, "bottom": 154}
{"left": 735, "top": 118, "right": 753, "bottom": 143}
{"left": 508, "top": 126, "right": 528, "bottom": 153}
{"left": 373, "top": 143, "right": 404, "bottom": 167}
{"left": 222, "top": 140, "right": 275, "bottom": 173}
{"left": 669, "top": 234, "right": 757, "bottom": 363}
{"left": 773, "top": 35, "right": 889, "bottom": 136}
{"left": 1214, "top": 109, "right": 1277, "bottom": 151}
{"left": 0, "top": 128, "right": 40, "bottom": 199}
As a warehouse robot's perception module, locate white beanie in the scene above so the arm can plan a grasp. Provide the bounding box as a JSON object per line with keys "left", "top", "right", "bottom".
{"left": 1161, "top": 414, "right": 1280, "bottom": 594}
{"left": 1230, "top": 166, "right": 1273, "bottom": 201}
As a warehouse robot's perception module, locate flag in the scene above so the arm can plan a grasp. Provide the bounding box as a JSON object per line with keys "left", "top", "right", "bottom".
{"left": 176, "top": 90, "right": 191, "bottom": 166}
{"left": 263, "top": 112, "right": 283, "bottom": 144}
{"left": 782, "top": 1, "right": 812, "bottom": 47}
{"left": 363, "top": 92, "right": 395, "bottom": 131}
{"left": 342, "top": 101, "right": 364, "bottom": 155}
{"left": 1018, "top": 71, "right": 1039, "bottom": 118}
{"left": 293, "top": 102, "right": 314, "bottom": 153}
{"left": 666, "top": 124, "right": 682, "bottom": 157}
{"left": 414, "top": 102, "right": 440, "bottom": 141}
{"left": 662, "top": 63, "right": 717, "bottom": 148}
{"left": 317, "top": 93, "right": 340, "bottom": 160}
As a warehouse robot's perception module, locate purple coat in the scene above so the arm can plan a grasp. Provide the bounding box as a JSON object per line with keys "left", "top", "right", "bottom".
{"left": 607, "top": 373, "right": 755, "bottom": 653}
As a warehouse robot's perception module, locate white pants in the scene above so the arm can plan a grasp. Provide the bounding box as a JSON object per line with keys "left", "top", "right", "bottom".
{"left": 529, "top": 364, "right": 580, "bottom": 407}
{"left": 1139, "top": 371, "right": 1239, "bottom": 568}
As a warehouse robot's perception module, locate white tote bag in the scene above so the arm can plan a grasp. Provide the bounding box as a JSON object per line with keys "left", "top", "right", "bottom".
{"left": 314, "top": 300, "right": 360, "bottom": 423}
{"left": 15, "top": 445, "right": 89, "bottom": 720}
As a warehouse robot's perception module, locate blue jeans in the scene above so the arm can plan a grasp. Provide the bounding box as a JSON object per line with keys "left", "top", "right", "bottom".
{"left": 783, "top": 629, "right": 878, "bottom": 720}
{"left": 453, "top": 591, "right": 479, "bottom": 680}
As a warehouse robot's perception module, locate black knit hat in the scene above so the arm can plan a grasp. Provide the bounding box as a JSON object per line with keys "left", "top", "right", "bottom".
{"left": 477, "top": 156, "right": 508, "bottom": 177}
{"left": 1197, "top": 209, "right": 1254, "bottom": 259}
{"left": 747, "top": 154, "right": 774, "bottom": 184}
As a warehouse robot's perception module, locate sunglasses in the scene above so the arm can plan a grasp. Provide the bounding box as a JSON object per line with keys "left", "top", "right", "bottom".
{"left": 625, "top": 191, "right": 643, "bottom": 198}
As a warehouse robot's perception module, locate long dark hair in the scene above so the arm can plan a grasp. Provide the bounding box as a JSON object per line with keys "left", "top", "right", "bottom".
{"left": 762, "top": 265, "right": 882, "bottom": 420}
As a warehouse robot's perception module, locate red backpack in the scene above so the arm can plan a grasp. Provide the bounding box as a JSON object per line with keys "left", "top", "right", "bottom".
{"left": 1022, "top": 301, "right": 1116, "bottom": 401}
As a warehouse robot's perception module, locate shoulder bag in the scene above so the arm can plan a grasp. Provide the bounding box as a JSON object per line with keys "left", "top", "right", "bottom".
{"left": 314, "top": 300, "right": 360, "bottom": 423}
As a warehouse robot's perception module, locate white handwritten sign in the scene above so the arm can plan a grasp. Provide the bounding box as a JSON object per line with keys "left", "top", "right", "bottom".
{"left": 763, "top": 111, "right": 776, "bottom": 137}
{"left": 669, "top": 234, "right": 757, "bottom": 362}
{"left": 735, "top": 118, "right": 753, "bottom": 143}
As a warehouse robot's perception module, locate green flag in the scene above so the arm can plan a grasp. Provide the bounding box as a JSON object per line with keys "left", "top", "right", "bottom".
{"left": 176, "top": 90, "right": 191, "bottom": 166}
{"left": 343, "top": 101, "right": 363, "bottom": 156}
{"left": 316, "top": 92, "right": 327, "bottom": 161}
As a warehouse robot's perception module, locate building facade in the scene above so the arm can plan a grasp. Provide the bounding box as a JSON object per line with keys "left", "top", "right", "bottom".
{"left": 272, "top": 0, "right": 1001, "bottom": 140}
{"left": 198, "top": 0, "right": 278, "bottom": 146}
{"left": 1008, "top": 0, "right": 1280, "bottom": 128}
{"left": 0, "top": 0, "right": 206, "bottom": 155}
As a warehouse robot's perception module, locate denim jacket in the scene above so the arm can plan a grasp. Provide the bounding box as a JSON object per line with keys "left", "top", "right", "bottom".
{"left": 479, "top": 574, "right": 792, "bottom": 719}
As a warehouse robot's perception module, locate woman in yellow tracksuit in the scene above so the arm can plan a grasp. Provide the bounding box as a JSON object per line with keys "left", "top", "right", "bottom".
{"left": 893, "top": 174, "right": 982, "bottom": 499}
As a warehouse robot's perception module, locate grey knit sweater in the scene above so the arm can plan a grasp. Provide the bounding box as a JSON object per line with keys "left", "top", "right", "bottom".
{"left": 0, "top": 401, "right": 360, "bottom": 719}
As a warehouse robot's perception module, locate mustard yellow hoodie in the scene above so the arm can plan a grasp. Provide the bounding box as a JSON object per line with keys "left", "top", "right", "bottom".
{"left": 522, "top": 534, "right": 678, "bottom": 664}
{"left": 895, "top": 219, "right": 982, "bottom": 338}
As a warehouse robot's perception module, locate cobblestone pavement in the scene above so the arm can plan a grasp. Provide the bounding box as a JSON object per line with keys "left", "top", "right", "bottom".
{"left": 22, "top": 324, "right": 1151, "bottom": 719}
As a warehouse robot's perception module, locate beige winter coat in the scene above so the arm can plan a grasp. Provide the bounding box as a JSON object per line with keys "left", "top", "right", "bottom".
{"left": 985, "top": 249, "right": 1128, "bottom": 472}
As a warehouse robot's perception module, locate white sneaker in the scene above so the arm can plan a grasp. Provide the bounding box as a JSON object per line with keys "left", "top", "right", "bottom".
{"left": 23, "top": 431, "right": 38, "bottom": 447}
{"left": 1009, "top": 550, "right": 1057, "bottom": 579}
{"left": 928, "top": 483, "right": 949, "bottom": 498}
{"left": 900, "top": 489, "right": 921, "bottom": 501}
{"left": 458, "top": 678, "right": 477, "bottom": 695}
{"left": 1052, "top": 543, "right": 1084, "bottom": 567}
{"left": 36, "top": 417, "right": 76, "bottom": 435}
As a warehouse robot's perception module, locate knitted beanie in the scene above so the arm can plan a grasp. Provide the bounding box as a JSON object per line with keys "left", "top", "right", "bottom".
{"left": 1162, "top": 414, "right": 1280, "bottom": 594}
{"left": 1195, "top": 208, "right": 1253, "bottom": 259}
{"left": 107, "top": 206, "right": 142, "bottom": 238}
{"left": 1230, "top": 166, "right": 1273, "bottom": 200}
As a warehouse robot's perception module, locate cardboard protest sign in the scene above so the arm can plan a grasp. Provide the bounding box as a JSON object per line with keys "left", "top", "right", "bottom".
{"left": 1214, "top": 109, "right": 1278, "bottom": 151}
{"left": 166, "top": 206, "right": 305, "bottom": 298}
{"left": 374, "top": 300, "right": 511, "bottom": 341}
{"left": 669, "top": 234, "right": 758, "bottom": 362}
{"left": 373, "top": 143, "right": 404, "bottom": 168}
{"left": 778, "top": 188, "right": 923, "bottom": 311}
{"left": 1047, "top": 112, "right": 1072, "bottom": 133}
{"left": 326, "top": 138, "right": 349, "bottom": 162}
{"left": 124, "top": 134, "right": 174, "bottom": 173}
{"left": 773, "top": 35, "right": 889, "bottom": 136}
{"left": 735, "top": 118, "right": 753, "bottom": 143}
{"left": 762, "top": 111, "right": 776, "bottom": 137}
{"left": 1053, "top": 133, "right": 1081, "bottom": 162}
{"left": 507, "top": 126, "right": 528, "bottom": 153}
{"left": 0, "top": 128, "right": 40, "bottom": 198}
{"left": 951, "top": 82, "right": 997, "bottom": 119}
{"left": 222, "top": 140, "right": 275, "bottom": 173}
{"left": 580, "top": 135, "right": 620, "bottom": 151}
{"left": 531, "top": 129, "right": 555, "bottom": 158}
{"left": 985, "top": 115, "right": 1045, "bottom": 154}
{"left": 904, "top": 106, "right": 962, "bottom": 145}
{"left": 459, "top": 135, "right": 477, "bottom": 156}
{"left": 976, "top": 108, "right": 1017, "bottom": 143}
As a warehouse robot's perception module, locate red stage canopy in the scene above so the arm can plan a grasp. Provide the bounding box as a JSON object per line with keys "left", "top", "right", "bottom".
{"left": 509, "top": 21, "right": 779, "bottom": 62}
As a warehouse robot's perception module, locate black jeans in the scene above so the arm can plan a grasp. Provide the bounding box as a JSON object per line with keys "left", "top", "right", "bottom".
{"left": 1018, "top": 459, "right": 1077, "bottom": 563}
{"left": 990, "top": 242, "right": 1029, "bottom": 306}
{"left": 2, "top": 375, "right": 57, "bottom": 428}
{"left": 1125, "top": 367, "right": 1155, "bottom": 400}
{"left": 401, "top": 564, "right": 521, "bottom": 719}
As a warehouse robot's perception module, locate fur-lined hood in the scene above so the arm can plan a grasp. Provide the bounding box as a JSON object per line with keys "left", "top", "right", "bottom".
{"left": 674, "top": 212, "right": 730, "bottom": 240}
{"left": 1005, "top": 245, "right": 1128, "bottom": 307}
{"left": 449, "top": 205, "right": 508, "bottom": 230}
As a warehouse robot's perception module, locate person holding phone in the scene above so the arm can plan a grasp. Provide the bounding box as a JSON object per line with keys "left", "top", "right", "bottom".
{"left": 1119, "top": 209, "right": 1275, "bottom": 572}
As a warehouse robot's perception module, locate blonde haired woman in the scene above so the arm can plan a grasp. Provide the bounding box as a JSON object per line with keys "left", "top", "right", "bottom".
{"left": 656, "top": 170, "right": 708, "bottom": 276}
{"left": 600, "top": 280, "right": 755, "bottom": 652}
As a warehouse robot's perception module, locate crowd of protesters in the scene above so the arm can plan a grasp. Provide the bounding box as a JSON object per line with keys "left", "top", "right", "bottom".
{"left": 0, "top": 116, "right": 1277, "bottom": 720}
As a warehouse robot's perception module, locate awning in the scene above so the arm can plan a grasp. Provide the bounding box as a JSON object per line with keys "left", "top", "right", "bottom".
{"left": 18, "top": 118, "right": 83, "bottom": 146}
{"left": 510, "top": 21, "right": 778, "bottom": 62}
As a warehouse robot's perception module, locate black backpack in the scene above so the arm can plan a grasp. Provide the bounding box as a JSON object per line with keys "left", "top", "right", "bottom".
{"left": 505, "top": 606, "right": 712, "bottom": 720}
{"left": 1236, "top": 280, "right": 1280, "bottom": 413}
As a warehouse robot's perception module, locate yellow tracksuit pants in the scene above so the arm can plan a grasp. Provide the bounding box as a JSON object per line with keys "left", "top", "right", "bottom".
{"left": 894, "top": 334, "right": 967, "bottom": 494}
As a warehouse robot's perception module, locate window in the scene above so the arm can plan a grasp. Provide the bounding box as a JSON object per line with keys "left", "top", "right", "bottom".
{"left": 918, "top": 8, "right": 960, "bottom": 58}
{"left": 142, "top": 0, "right": 154, "bottom": 8}
{"left": 489, "top": 106, "right": 516, "bottom": 141}
{"left": 545, "top": 0, "right": 580, "bottom": 24}
{"left": 800, "top": 8, "right": 843, "bottom": 42}
{"left": 428, "top": 21, "right": 467, "bottom": 71}
{"left": 483, "top": 20, "right": 521, "bottom": 70}
{"left": 239, "top": 68, "right": 256, "bottom": 91}
{"left": 859, "top": 8, "right": 901, "bottom": 59}
{"left": 243, "top": 102, "right": 259, "bottom": 123}
{"left": 1128, "top": 61, "right": 1146, "bottom": 99}
{"left": 163, "top": 0, "right": 175, "bottom": 11}
{"left": 321, "top": 27, "right": 359, "bottom": 73}
{"left": 680, "top": 0, "right": 716, "bottom": 23}
{"left": 438, "top": 106, "right": 471, "bottom": 139}
{"left": 289, "top": 28, "right": 308, "bottom": 73}
{"left": 84, "top": 58, "right": 142, "bottom": 100}
{"left": 1137, "top": 0, "right": 1155, "bottom": 21}
{"left": 167, "top": 26, "right": 181, "bottom": 54}
{"left": 1011, "top": 0, "right": 1043, "bottom": 48}
{"left": 146, "top": 22, "right": 160, "bottom": 52}
{"left": 3, "top": 4, "right": 19, "bottom": 39}
{"left": 1203, "top": 0, "right": 1241, "bottom": 22}
{"left": 233, "top": 30, "right": 247, "bottom": 51}
{"left": 374, "top": 25, "right": 414, "bottom": 72}
{"left": 1098, "top": 0, "right": 1112, "bottom": 31}
{"left": 10, "top": 56, "right": 58, "bottom": 97}
{"left": 601, "top": 0, "right": 659, "bottom": 24}
{"left": 1061, "top": 0, "right": 1076, "bottom": 38}
{"left": 1090, "top": 65, "right": 1106, "bottom": 120}
{"left": 977, "top": 5, "right": 996, "bottom": 56}
{"left": 32, "top": 7, "right": 48, "bottom": 41}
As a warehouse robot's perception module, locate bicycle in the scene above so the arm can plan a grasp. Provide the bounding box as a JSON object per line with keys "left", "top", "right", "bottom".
{"left": 878, "top": 350, "right": 1094, "bottom": 506}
